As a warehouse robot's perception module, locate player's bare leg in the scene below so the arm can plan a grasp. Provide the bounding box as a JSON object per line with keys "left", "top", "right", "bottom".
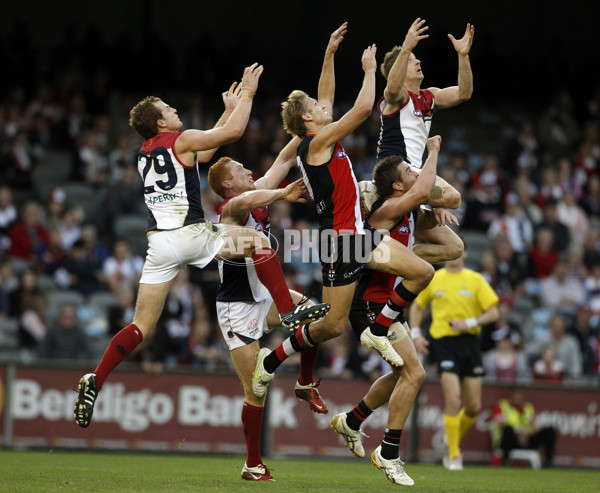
{"left": 264, "top": 291, "right": 328, "bottom": 414}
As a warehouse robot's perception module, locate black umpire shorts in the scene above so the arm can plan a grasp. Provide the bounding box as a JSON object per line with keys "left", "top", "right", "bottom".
{"left": 430, "top": 333, "right": 484, "bottom": 378}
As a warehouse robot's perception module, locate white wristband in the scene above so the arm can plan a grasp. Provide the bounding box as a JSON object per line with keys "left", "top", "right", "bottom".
{"left": 465, "top": 317, "right": 478, "bottom": 329}
{"left": 411, "top": 327, "right": 422, "bottom": 339}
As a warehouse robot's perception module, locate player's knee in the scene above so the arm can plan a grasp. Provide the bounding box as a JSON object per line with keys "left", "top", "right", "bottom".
{"left": 414, "top": 261, "right": 435, "bottom": 288}
{"left": 413, "top": 363, "right": 426, "bottom": 387}
{"left": 447, "top": 237, "right": 464, "bottom": 260}
{"left": 465, "top": 402, "right": 481, "bottom": 416}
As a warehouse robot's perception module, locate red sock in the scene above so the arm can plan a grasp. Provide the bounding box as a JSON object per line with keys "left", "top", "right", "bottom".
{"left": 94, "top": 324, "right": 143, "bottom": 390}
{"left": 242, "top": 401, "right": 264, "bottom": 467}
{"left": 298, "top": 344, "right": 319, "bottom": 386}
{"left": 252, "top": 248, "right": 294, "bottom": 313}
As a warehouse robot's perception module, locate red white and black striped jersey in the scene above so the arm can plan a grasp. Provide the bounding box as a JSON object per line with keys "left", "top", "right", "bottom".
{"left": 296, "top": 135, "right": 364, "bottom": 234}
{"left": 355, "top": 199, "right": 417, "bottom": 303}
{"left": 376, "top": 89, "right": 435, "bottom": 168}
{"left": 137, "top": 132, "right": 205, "bottom": 231}
{"left": 216, "top": 198, "right": 271, "bottom": 303}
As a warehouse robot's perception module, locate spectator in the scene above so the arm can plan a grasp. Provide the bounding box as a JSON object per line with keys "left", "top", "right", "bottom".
{"left": 582, "top": 226, "right": 600, "bottom": 268}
{"left": 557, "top": 190, "right": 589, "bottom": 252}
{"left": 0, "top": 260, "right": 18, "bottom": 318}
{"left": 39, "top": 228, "right": 67, "bottom": 275}
{"left": 54, "top": 239, "right": 104, "bottom": 295}
{"left": 505, "top": 119, "right": 539, "bottom": 177}
{"left": 101, "top": 238, "right": 144, "bottom": 292}
{"left": 38, "top": 303, "right": 94, "bottom": 360}
{"left": 568, "top": 306, "right": 600, "bottom": 378}
{"left": 107, "top": 286, "right": 136, "bottom": 335}
{"left": 490, "top": 387, "right": 556, "bottom": 467}
{"left": 45, "top": 187, "right": 68, "bottom": 230}
{"left": 0, "top": 185, "right": 18, "bottom": 253}
{"left": 528, "top": 227, "right": 559, "bottom": 279}
{"left": 57, "top": 205, "right": 84, "bottom": 250}
{"left": 8, "top": 201, "right": 50, "bottom": 266}
{"left": 531, "top": 345, "right": 565, "bottom": 384}
{"left": 579, "top": 174, "right": 600, "bottom": 220}
{"left": 514, "top": 176, "right": 544, "bottom": 227}
{"left": 537, "top": 89, "right": 580, "bottom": 159}
{"left": 539, "top": 260, "right": 585, "bottom": 318}
{"left": 584, "top": 262, "right": 600, "bottom": 314}
{"left": 487, "top": 192, "right": 534, "bottom": 256}
{"left": 462, "top": 170, "right": 503, "bottom": 232}
{"left": 483, "top": 328, "right": 530, "bottom": 383}
{"left": 527, "top": 314, "right": 583, "bottom": 381}
{"left": 536, "top": 198, "right": 570, "bottom": 254}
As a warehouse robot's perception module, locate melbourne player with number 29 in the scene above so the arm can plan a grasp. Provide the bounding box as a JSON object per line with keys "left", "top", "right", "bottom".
{"left": 73, "top": 63, "right": 330, "bottom": 429}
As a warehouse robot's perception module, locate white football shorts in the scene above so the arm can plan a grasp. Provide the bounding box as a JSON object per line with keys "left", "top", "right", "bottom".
{"left": 140, "top": 221, "right": 227, "bottom": 284}
{"left": 216, "top": 298, "right": 273, "bottom": 351}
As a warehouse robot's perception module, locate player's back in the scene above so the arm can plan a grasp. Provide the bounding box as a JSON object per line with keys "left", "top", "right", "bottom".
{"left": 137, "top": 132, "right": 205, "bottom": 231}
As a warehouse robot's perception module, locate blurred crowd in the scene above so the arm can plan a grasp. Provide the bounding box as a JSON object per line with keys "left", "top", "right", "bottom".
{"left": 1, "top": 60, "right": 599, "bottom": 387}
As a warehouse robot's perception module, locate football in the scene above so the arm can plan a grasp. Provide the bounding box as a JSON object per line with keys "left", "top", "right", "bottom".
{"left": 358, "top": 180, "right": 379, "bottom": 216}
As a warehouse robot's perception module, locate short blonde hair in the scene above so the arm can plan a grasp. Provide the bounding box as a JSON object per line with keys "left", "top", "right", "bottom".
{"left": 281, "top": 90, "right": 309, "bottom": 137}
{"left": 380, "top": 46, "right": 402, "bottom": 80}
{"left": 207, "top": 157, "right": 234, "bottom": 198}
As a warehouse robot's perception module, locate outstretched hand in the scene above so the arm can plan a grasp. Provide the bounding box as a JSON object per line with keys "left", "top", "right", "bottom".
{"left": 283, "top": 178, "right": 308, "bottom": 203}
{"left": 222, "top": 81, "right": 243, "bottom": 112}
{"left": 361, "top": 44, "right": 377, "bottom": 73}
{"left": 327, "top": 21, "right": 348, "bottom": 54}
{"left": 432, "top": 208, "right": 459, "bottom": 227}
{"left": 448, "top": 23, "right": 474, "bottom": 56}
{"left": 240, "top": 63, "right": 264, "bottom": 98}
{"left": 403, "top": 18, "right": 429, "bottom": 51}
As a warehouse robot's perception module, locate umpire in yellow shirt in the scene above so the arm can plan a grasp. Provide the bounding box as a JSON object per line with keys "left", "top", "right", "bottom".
{"left": 409, "top": 239, "right": 499, "bottom": 471}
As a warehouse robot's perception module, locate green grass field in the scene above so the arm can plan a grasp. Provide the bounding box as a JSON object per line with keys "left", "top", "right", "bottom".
{"left": 1, "top": 450, "right": 599, "bottom": 493}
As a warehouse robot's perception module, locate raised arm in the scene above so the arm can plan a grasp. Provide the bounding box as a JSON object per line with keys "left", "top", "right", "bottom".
{"left": 429, "top": 23, "right": 474, "bottom": 109}
{"left": 384, "top": 18, "right": 429, "bottom": 108}
{"left": 221, "top": 178, "right": 307, "bottom": 221}
{"left": 254, "top": 137, "right": 301, "bottom": 190}
{"left": 317, "top": 22, "right": 348, "bottom": 116}
{"left": 372, "top": 136, "right": 441, "bottom": 225}
{"left": 196, "top": 82, "right": 243, "bottom": 163}
{"left": 311, "top": 44, "right": 377, "bottom": 154}
{"left": 175, "top": 63, "right": 263, "bottom": 156}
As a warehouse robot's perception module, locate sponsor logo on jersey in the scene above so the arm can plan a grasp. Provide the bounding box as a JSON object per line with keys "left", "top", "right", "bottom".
{"left": 328, "top": 269, "right": 336, "bottom": 282}
{"left": 316, "top": 200, "right": 326, "bottom": 214}
{"left": 413, "top": 108, "right": 433, "bottom": 121}
{"left": 397, "top": 225, "right": 410, "bottom": 235}
{"left": 146, "top": 190, "right": 184, "bottom": 205}
{"left": 473, "top": 366, "right": 485, "bottom": 375}
{"left": 459, "top": 290, "right": 474, "bottom": 297}
{"left": 336, "top": 149, "right": 347, "bottom": 159}
{"left": 440, "top": 360, "right": 455, "bottom": 370}
{"left": 434, "top": 290, "right": 445, "bottom": 298}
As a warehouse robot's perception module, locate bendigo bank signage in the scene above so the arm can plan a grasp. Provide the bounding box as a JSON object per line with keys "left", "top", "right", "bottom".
{"left": 0, "top": 366, "right": 599, "bottom": 467}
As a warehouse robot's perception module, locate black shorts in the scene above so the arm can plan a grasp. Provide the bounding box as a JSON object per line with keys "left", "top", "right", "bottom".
{"left": 430, "top": 334, "right": 484, "bottom": 378}
{"left": 320, "top": 233, "right": 371, "bottom": 287}
{"left": 348, "top": 299, "right": 406, "bottom": 340}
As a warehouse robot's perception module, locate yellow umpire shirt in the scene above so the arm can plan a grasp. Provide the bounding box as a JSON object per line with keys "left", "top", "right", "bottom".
{"left": 414, "top": 267, "right": 499, "bottom": 339}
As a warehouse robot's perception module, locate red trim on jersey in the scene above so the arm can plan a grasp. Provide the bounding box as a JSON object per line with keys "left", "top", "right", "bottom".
{"left": 329, "top": 143, "right": 361, "bottom": 233}
{"left": 142, "top": 131, "right": 196, "bottom": 168}
{"left": 377, "top": 89, "right": 435, "bottom": 117}
{"left": 377, "top": 94, "right": 410, "bottom": 117}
